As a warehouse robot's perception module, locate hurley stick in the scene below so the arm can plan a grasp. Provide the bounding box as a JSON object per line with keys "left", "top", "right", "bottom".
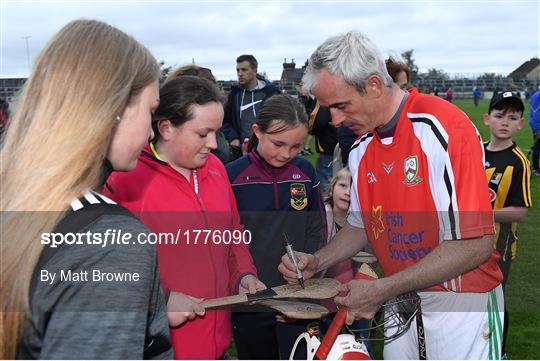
{"left": 259, "top": 299, "right": 329, "bottom": 319}
{"left": 201, "top": 278, "right": 340, "bottom": 309}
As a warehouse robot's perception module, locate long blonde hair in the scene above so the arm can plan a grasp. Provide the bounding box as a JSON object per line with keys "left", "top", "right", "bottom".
{"left": 0, "top": 19, "right": 159, "bottom": 358}
{"left": 324, "top": 167, "right": 351, "bottom": 206}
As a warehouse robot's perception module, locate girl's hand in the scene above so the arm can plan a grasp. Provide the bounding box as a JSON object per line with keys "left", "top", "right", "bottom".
{"left": 167, "top": 292, "right": 205, "bottom": 327}
{"left": 238, "top": 274, "right": 267, "bottom": 294}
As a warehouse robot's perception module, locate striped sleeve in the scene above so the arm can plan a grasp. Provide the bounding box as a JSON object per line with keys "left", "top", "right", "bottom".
{"left": 346, "top": 134, "right": 373, "bottom": 229}
{"left": 409, "top": 112, "right": 494, "bottom": 240}
{"left": 508, "top": 147, "right": 532, "bottom": 208}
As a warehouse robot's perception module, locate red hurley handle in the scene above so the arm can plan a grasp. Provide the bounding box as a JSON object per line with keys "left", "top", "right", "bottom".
{"left": 315, "top": 264, "right": 377, "bottom": 360}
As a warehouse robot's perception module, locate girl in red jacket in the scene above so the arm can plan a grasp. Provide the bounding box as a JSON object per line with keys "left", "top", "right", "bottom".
{"left": 104, "top": 76, "right": 264, "bottom": 359}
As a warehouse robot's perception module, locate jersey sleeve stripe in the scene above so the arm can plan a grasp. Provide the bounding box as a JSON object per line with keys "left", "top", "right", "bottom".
{"left": 443, "top": 168, "right": 458, "bottom": 240}
{"left": 494, "top": 166, "right": 514, "bottom": 209}
{"left": 409, "top": 113, "right": 460, "bottom": 240}
{"left": 95, "top": 192, "right": 117, "bottom": 205}
{"left": 409, "top": 116, "right": 448, "bottom": 150}
{"left": 511, "top": 148, "right": 532, "bottom": 207}
{"left": 485, "top": 168, "right": 496, "bottom": 183}
{"left": 70, "top": 198, "right": 84, "bottom": 211}
{"left": 349, "top": 132, "right": 373, "bottom": 153}
{"left": 83, "top": 191, "right": 101, "bottom": 204}
{"left": 347, "top": 134, "right": 374, "bottom": 229}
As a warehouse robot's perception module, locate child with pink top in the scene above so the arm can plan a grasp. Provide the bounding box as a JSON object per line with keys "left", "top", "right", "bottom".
{"left": 324, "top": 167, "right": 354, "bottom": 283}
{"left": 322, "top": 167, "right": 373, "bottom": 355}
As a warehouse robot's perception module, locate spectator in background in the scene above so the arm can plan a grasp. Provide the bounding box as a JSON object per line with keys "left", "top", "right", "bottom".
{"left": 385, "top": 57, "right": 410, "bottom": 90}
{"left": 483, "top": 91, "right": 531, "bottom": 357}
{"left": 165, "top": 63, "right": 215, "bottom": 82}
{"left": 334, "top": 126, "right": 356, "bottom": 173}
{"left": 221, "top": 54, "right": 279, "bottom": 159}
{"left": 0, "top": 97, "right": 9, "bottom": 136}
{"left": 524, "top": 87, "right": 531, "bottom": 100}
{"left": 446, "top": 87, "right": 454, "bottom": 102}
{"left": 166, "top": 64, "right": 233, "bottom": 164}
{"left": 320, "top": 167, "right": 373, "bottom": 356}
{"left": 473, "top": 86, "right": 482, "bottom": 107}
{"left": 529, "top": 87, "right": 540, "bottom": 176}
{"left": 299, "top": 91, "right": 338, "bottom": 192}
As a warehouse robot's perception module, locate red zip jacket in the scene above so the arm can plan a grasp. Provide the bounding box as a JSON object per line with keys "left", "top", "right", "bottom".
{"left": 104, "top": 144, "right": 257, "bottom": 360}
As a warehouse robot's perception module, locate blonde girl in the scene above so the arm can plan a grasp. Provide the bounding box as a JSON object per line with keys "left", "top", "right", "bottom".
{"left": 0, "top": 20, "right": 170, "bottom": 358}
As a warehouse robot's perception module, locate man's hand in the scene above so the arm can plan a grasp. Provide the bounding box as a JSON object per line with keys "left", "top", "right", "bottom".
{"left": 277, "top": 223, "right": 368, "bottom": 285}
{"left": 238, "top": 274, "right": 266, "bottom": 294}
{"left": 167, "top": 292, "right": 205, "bottom": 327}
{"left": 334, "top": 279, "right": 387, "bottom": 325}
{"left": 278, "top": 251, "right": 319, "bottom": 284}
{"left": 230, "top": 139, "right": 241, "bottom": 147}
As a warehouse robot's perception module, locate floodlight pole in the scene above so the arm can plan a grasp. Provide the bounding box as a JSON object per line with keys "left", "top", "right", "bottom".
{"left": 22, "top": 36, "right": 31, "bottom": 73}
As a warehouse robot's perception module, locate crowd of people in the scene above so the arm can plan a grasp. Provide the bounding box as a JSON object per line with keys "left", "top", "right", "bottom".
{"left": 0, "top": 19, "right": 537, "bottom": 360}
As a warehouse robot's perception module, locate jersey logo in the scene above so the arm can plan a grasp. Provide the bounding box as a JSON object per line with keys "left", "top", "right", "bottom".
{"left": 367, "top": 172, "right": 377, "bottom": 184}
{"left": 245, "top": 175, "right": 261, "bottom": 181}
{"left": 382, "top": 161, "right": 395, "bottom": 174}
{"left": 371, "top": 205, "right": 385, "bottom": 239}
{"left": 290, "top": 183, "right": 308, "bottom": 210}
{"left": 490, "top": 172, "right": 502, "bottom": 185}
{"left": 240, "top": 99, "right": 263, "bottom": 112}
{"left": 403, "top": 156, "right": 423, "bottom": 186}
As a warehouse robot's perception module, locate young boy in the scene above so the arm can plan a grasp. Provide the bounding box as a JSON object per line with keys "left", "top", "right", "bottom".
{"left": 483, "top": 91, "right": 532, "bottom": 356}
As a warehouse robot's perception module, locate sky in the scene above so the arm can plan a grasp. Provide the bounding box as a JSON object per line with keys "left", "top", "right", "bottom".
{"left": 1, "top": 0, "right": 539, "bottom": 81}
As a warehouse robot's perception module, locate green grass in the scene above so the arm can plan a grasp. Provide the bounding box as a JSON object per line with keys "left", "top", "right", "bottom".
{"left": 456, "top": 99, "right": 540, "bottom": 360}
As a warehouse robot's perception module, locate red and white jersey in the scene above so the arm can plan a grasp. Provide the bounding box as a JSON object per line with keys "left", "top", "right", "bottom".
{"left": 347, "top": 88, "right": 502, "bottom": 292}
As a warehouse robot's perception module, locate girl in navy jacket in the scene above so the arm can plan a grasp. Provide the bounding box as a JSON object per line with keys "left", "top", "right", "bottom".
{"left": 226, "top": 95, "right": 327, "bottom": 359}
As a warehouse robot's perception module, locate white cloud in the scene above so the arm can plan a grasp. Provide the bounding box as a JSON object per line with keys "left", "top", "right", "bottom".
{"left": 1, "top": 0, "right": 538, "bottom": 80}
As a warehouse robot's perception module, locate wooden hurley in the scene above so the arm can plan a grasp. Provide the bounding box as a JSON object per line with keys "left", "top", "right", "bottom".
{"left": 259, "top": 299, "right": 329, "bottom": 319}
{"left": 201, "top": 278, "right": 340, "bottom": 309}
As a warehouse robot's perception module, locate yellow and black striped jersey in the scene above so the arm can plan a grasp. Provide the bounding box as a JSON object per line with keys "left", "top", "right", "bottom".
{"left": 484, "top": 142, "right": 532, "bottom": 260}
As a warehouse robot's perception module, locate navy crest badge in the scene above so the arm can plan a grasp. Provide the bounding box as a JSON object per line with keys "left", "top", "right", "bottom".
{"left": 290, "top": 183, "right": 308, "bottom": 210}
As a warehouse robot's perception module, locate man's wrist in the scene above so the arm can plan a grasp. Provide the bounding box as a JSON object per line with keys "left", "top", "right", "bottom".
{"left": 312, "top": 252, "right": 323, "bottom": 273}
{"left": 376, "top": 277, "right": 397, "bottom": 301}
